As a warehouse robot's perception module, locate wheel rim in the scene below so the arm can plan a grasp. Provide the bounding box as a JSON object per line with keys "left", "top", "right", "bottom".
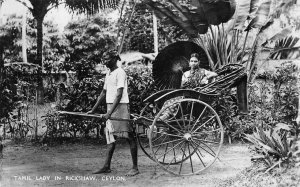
{"left": 136, "top": 102, "right": 158, "bottom": 160}
{"left": 149, "top": 98, "right": 224, "bottom": 176}
{"left": 137, "top": 102, "right": 194, "bottom": 165}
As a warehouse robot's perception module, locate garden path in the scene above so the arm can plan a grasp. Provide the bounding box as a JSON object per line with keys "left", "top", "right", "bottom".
{"left": 0, "top": 141, "right": 251, "bottom": 187}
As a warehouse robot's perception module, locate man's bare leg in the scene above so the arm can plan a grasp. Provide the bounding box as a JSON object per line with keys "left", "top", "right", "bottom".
{"left": 126, "top": 132, "right": 139, "bottom": 176}
{"left": 93, "top": 142, "right": 116, "bottom": 174}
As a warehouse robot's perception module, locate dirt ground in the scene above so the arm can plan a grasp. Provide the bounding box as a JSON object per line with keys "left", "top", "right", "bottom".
{"left": 0, "top": 141, "right": 251, "bottom": 187}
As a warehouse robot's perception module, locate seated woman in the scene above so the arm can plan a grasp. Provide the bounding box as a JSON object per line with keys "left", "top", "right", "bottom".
{"left": 158, "top": 53, "right": 218, "bottom": 121}
{"left": 181, "top": 53, "right": 217, "bottom": 88}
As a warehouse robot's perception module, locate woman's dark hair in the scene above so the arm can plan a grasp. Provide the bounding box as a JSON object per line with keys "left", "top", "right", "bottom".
{"left": 190, "top": 53, "right": 199, "bottom": 60}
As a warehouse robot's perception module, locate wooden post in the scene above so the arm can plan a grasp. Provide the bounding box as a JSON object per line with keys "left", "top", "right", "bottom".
{"left": 0, "top": 0, "right": 3, "bottom": 25}
{"left": 96, "top": 125, "right": 100, "bottom": 139}
{"left": 296, "top": 61, "right": 300, "bottom": 125}
{"left": 22, "top": 8, "right": 27, "bottom": 63}
{"left": 35, "top": 90, "right": 38, "bottom": 140}
{"left": 118, "top": 0, "right": 137, "bottom": 54}
{"left": 153, "top": 11, "right": 158, "bottom": 54}
{"left": 237, "top": 75, "right": 248, "bottom": 114}
{"left": 3, "top": 119, "right": 6, "bottom": 140}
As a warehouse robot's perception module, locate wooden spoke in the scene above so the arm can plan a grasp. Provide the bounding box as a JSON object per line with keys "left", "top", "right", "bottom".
{"left": 172, "top": 142, "right": 177, "bottom": 163}
{"left": 152, "top": 133, "right": 166, "bottom": 143}
{"left": 192, "top": 128, "right": 221, "bottom": 135}
{"left": 152, "top": 137, "right": 183, "bottom": 148}
{"left": 154, "top": 131, "right": 183, "bottom": 138}
{"left": 155, "top": 139, "right": 184, "bottom": 160}
{"left": 166, "top": 141, "right": 186, "bottom": 168}
{"left": 191, "top": 139, "right": 216, "bottom": 158}
{"left": 194, "top": 139, "right": 220, "bottom": 161}
{"left": 162, "top": 142, "right": 169, "bottom": 163}
{"left": 187, "top": 143, "right": 194, "bottom": 173}
{"left": 178, "top": 102, "right": 186, "bottom": 127}
{"left": 161, "top": 120, "right": 184, "bottom": 135}
{"left": 190, "top": 141, "right": 206, "bottom": 168}
{"left": 190, "top": 106, "right": 207, "bottom": 133}
{"left": 192, "top": 115, "right": 216, "bottom": 134}
{"left": 179, "top": 142, "right": 187, "bottom": 175}
{"left": 192, "top": 137, "right": 220, "bottom": 145}
{"left": 153, "top": 135, "right": 168, "bottom": 155}
{"left": 168, "top": 108, "right": 184, "bottom": 131}
{"left": 188, "top": 101, "right": 195, "bottom": 130}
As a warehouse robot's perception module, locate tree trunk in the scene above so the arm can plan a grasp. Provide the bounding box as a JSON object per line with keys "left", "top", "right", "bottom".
{"left": 36, "top": 16, "right": 44, "bottom": 104}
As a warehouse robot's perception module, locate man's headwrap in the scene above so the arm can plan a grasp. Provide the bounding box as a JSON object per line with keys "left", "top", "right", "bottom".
{"left": 102, "top": 50, "right": 121, "bottom": 65}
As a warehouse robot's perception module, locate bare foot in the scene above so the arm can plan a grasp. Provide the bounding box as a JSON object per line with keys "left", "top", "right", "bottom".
{"left": 125, "top": 168, "right": 139, "bottom": 176}
{"left": 92, "top": 167, "right": 111, "bottom": 174}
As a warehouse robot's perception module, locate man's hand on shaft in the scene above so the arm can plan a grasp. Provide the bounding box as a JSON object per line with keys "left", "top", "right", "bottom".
{"left": 87, "top": 110, "right": 94, "bottom": 114}
{"left": 102, "top": 113, "right": 111, "bottom": 121}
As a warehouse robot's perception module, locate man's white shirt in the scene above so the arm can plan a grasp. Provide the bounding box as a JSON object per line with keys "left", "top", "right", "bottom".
{"left": 104, "top": 67, "right": 129, "bottom": 104}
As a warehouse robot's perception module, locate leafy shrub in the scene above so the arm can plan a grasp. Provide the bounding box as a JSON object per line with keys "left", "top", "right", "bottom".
{"left": 63, "top": 15, "right": 116, "bottom": 80}
{"left": 214, "top": 90, "right": 239, "bottom": 143}
{"left": 0, "top": 69, "right": 18, "bottom": 119}
{"left": 256, "top": 62, "right": 298, "bottom": 124}
{"left": 42, "top": 66, "right": 157, "bottom": 139}
{"left": 58, "top": 76, "right": 105, "bottom": 112}
{"left": 45, "top": 75, "right": 106, "bottom": 138}
{"left": 245, "top": 123, "right": 298, "bottom": 172}
{"left": 125, "top": 66, "right": 157, "bottom": 114}
{"left": 243, "top": 61, "right": 299, "bottom": 171}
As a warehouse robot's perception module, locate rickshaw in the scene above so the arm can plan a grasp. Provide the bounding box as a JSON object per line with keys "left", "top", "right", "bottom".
{"left": 59, "top": 41, "right": 248, "bottom": 176}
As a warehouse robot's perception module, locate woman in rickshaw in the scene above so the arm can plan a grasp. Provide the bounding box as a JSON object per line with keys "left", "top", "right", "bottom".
{"left": 181, "top": 53, "right": 217, "bottom": 88}
{"left": 158, "top": 53, "right": 218, "bottom": 121}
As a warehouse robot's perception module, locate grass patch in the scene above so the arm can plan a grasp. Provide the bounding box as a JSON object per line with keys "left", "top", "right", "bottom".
{"left": 220, "top": 163, "right": 300, "bottom": 187}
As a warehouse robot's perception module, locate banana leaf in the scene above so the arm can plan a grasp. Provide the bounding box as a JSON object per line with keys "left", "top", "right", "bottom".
{"left": 269, "top": 36, "right": 300, "bottom": 59}
{"left": 144, "top": 0, "right": 236, "bottom": 37}
{"left": 245, "top": 0, "right": 272, "bottom": 31}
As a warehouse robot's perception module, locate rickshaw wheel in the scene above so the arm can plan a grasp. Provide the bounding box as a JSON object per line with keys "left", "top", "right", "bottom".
{"left": 149, "top": 98, "right": 224, "bottom": 176}
{"left": 136, "top": 102, "right": 157, "bottom": 160}
{"left": 136, "top": 103, "right": 194, "bottom": 165}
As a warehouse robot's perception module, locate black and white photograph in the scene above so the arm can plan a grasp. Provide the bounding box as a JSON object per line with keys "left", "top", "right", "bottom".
{"left": 0, "top": 0, "right": 300, "bottom": 186}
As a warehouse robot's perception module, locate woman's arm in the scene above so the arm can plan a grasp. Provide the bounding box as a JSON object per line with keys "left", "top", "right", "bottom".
{"left": 181, "top": 71, "right": 189, "bottom": 87}
{"left": 205, "top": 70, "right": 218, "bottom": 79}
{"left": 201, "top": 70, "right": 217, "bottom": 84}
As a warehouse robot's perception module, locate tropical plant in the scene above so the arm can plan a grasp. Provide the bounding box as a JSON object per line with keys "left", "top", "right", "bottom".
{"left": 121, "top": 2, "right": 182, "bottom": 53}
{"left": 42, "top": 75, "right": 106, "bottom": 139}
{"left": 63, "top": 14, "right": 116, "bottom": 80}
{"left": 0, "top": 67, "right": 19, "bottom": 120}
{"left": 125, "top": 65, "right": 157, "bottom": 114}
{"left": 144, "top": 0, "right": 300, "bottom": 82}
{"left": 42, "top": 65, "right": 156, "bottom": 140}
{"left": 15, "top": 0, "right": 121, "bottom": 103}
{"left": 245, "top": 123, "right": 297, "bottom": 172}
{"left": 258, "top": 61, "right": 298, "bottom": 124}
{"left": 0, "top": 14, "right": 63, "bottom": 65}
